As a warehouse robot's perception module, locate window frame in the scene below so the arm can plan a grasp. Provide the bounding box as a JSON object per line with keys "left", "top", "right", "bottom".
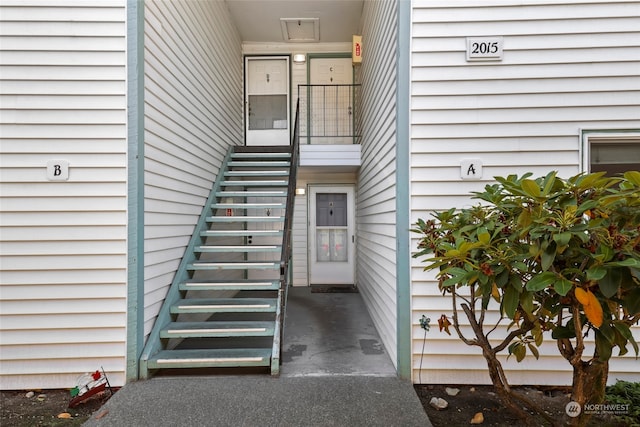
{"left": 580, "top": 129, "right": 640, "bottom": 173}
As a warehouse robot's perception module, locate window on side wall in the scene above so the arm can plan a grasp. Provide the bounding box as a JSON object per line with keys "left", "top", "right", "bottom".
{"left": 582, "top": 131, "right": 640, "bottom": 175}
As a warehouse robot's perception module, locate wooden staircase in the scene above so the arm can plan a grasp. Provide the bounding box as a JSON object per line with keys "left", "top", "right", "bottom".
{"left": 139, "top": 144, "right": 297, "bottom": 377}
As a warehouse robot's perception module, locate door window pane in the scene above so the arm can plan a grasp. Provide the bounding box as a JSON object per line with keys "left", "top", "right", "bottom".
{"left": 248, "top": 95, "right": 287, "bottom": 130}
{"left": 316, "top": 229, "right": 348, "bottom": 262}
{"left": 316, "top": 193, "right": 347, "bottom": 226}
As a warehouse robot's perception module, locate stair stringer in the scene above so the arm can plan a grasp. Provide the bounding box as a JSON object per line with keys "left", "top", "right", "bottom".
{"left": 139, "top": 148, "right": 235, "bottom": 379}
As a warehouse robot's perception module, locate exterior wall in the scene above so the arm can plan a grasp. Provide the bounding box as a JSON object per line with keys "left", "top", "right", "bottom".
{"left": 356, "top": 0, "right": 400, "bottom": 368}
{"left": 410, "top": 0, "right": 640, "bottom": 384}
{"left": 143, "top": 0, "right": 244, "bottom": 338}
{"left": 0, "top": 1, "right": 127, "bottom": 389}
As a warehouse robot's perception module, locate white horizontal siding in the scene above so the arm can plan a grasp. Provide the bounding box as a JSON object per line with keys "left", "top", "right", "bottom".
{"left": 299, "top": 144, "right": 361, "bottom": 167}
{"left": 410, "top": 0, "right": 640, "bottom": 385}
{"left": 143, "top": 0, "right": 243, "bottom": 338}
{"left": 0, "top": 0, "right": 127, "bottom": 389}
{"left": 357, "top": 0, "right": 399, "bottom": 369}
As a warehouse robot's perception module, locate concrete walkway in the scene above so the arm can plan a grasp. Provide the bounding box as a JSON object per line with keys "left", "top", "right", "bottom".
{"left": 83, "top": 288, "right": 432, "bottom": 426}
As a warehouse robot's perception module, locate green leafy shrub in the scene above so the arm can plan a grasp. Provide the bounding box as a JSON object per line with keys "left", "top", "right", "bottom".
{"left": 605, "top": 380, "right": 640, "bottom": 426}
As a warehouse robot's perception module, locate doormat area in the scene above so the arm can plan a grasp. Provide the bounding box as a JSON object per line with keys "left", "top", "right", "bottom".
{"left": 310, "top": 286, "right": 359, "bottom": 293}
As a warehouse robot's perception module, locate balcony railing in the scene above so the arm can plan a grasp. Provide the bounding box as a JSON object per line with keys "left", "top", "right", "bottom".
{"left": 298, "top": 84, "right": 361, "bottom": 145}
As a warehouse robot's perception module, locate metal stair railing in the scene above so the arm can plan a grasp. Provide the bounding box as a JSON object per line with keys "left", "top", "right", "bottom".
{"left": 272, "top": 100, "right": 300, "bottom": 374}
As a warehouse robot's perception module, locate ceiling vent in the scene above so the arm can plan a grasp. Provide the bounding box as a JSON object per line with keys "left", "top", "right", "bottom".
{"left": 280, "top": 18, "right": 319, "bottom": 42}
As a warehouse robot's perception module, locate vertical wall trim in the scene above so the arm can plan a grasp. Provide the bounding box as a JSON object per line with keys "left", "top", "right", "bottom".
{"left": 395, "top": 0, "right": 412, "bottom": 381}
{"left": 126, "top": 0, "right": 145, "bottom": 381}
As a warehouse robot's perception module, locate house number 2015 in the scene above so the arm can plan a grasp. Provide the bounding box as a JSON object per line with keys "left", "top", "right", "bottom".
{"left": 466, "top": 37, "right": 503, "bottom": 61}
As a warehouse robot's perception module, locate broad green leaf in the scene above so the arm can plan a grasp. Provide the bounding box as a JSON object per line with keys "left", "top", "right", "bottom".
{"left": 510, "top": 275, "right": 524, "bottom": 291}
{"left": 613, "top": 322, "right": 639, "bottom": 356}
{"left": 520, "top": 291, "right": 534, "bottom": 316}
{"left": 513, "top": 261, "right": 528, "bottom": 272}
{"left": 624, "top": 170, "right": 640, "bottom": 186}
{"left": 458, "top": 241, "right": 475, "bottom": 253}
{"left": 514, "top": 343, "right": 526, "bottom": 362}
{"left": 586, "top": 266, "right": 607, "bottom": 281}
{"left": 576, "top": 172, "right": 607, "bottom": 190}
{"left": 554, "top": 277, "right": 573, "bottom": 297}
{"left": 518, "top": 210, "right": 532, "bottom": 229}
{"left": 598, "top": 322, "right": 616, "bottom": 345}
{"left": 595, "top": 329, "right": 613, "bottom": 361}
{"left": 503, "top": 285, "right": 520, "bottom": 319}
{"left": 597, "top": 245, "right": 614, "bottom": 262}
{"left": 477, "top": 227, "right": 490, "bottom": 244}
{"left": 541, "top": 244, "right": 556, "bottom": 272}
{"left": 606, "top": 258, "right": 640, "bottom": 269}
{"left": 553, "top": 232, "right": 572, "bottom": 247}
{"left": 623, "top": 288, "right": 640, "bottom": 315}
{"left": 445, "top": 249, "right": 461, "bottom": 257}
{"left": 526, "top": 272, "right": 557, "bottom": 292}
{"left": 577, "top": 199, "right": 599, "bottom": 215}
{"left": 598, "top": 269, "right": 622, "bottom": 298}
{"left": 552, "top": 326, "right": 576, "bottom": 339}
{"left": 541, "top": 171, "right": 557, "bottom": 196}
{"left": 527, "top": 342, "right": 540, "bottom": 359}
{"left": 521, "top": 179, "right": 542, "bottom": 198}
{"left": 533, "top": 325, "right": 544, "bottom": 346}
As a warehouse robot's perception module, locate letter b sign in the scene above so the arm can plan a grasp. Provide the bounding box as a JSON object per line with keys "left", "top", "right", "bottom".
{"left": 47, "top": 160, "right": 70, "bottom": 181}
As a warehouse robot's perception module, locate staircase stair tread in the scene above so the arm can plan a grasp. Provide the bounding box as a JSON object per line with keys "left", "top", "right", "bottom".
{"left": 180, "top": 280, "right": 280, "bottom": 291}
{"left": 171, "top": 298, "right": 277, "bottom": 313}
{"left": 225, "top": 170, "right": 289, "bottom": 177}
{"left": 201, "top": 229, "right": 283, "bottom": 237}
{"left": 212, "top": 202, "right": 286, "bottom": 209}
{"left": 147, "top": 348, "right": 272, "bottom": 368}
{"left": 221, "top": 180, "right": 288, "bottom": 187}
{"left": 216, "top": 190, "right": 287, "bottom": 197}
{"left": 207, "top": 215, "right": 284, "bottom": 222}
{"left": 195, "top": 245, "right": 281, "bottom": 253}
{"left": 234, "top": 146, "right": 291, "bottom": 154}
{"left": 231, "top": 152, "right": 291, "bottom": 159}
{"left": 187, "top": 261, "right": 279, "bottom": 270}
{"left": 161, "top": 321, "right": 275, "bottom": 338}
{"left": 227, "top": 161, "right": 290, "bottom": 167}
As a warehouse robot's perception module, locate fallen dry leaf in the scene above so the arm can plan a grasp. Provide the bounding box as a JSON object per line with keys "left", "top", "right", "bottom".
{"left": 57, "top": 412, "right": 72, "bottom": 419}
{"left": 470, "top": 412, "right": 484, "bottom": 424}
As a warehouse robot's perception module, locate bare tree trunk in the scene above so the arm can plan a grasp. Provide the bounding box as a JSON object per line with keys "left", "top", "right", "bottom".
{"left": 481, "top": 347, "right": 532, "bottom": 422}
{"left": 458, "top": 303, "right": 557, "bottom": 425}
{"left": 568, "top": 359, "right": 609, "bottom": 427}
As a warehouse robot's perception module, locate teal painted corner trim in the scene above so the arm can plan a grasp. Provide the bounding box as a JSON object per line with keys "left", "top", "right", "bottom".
{"left": 126, "top": 0, "right": 145, "bottom": 382}
{"left": 395, "top": 0, "right": 412, "bottom": 381}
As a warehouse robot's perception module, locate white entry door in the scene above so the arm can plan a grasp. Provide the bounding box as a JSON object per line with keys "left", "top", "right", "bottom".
{"left": 245, "top": 57, "right": 290, "bottom": 146}
{"left": 309, "top": 185, "right": 355, "bottom": 285}
{"left": 309, "top": 57, "right": 353, "bottom": 145}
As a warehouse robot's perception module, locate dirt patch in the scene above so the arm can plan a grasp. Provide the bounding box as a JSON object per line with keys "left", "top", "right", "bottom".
{"left": 1, "top": 389, "right": 112, "bottom": 427}
{"left": 414, "top": 384, "right": 626, "bottom": 427}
